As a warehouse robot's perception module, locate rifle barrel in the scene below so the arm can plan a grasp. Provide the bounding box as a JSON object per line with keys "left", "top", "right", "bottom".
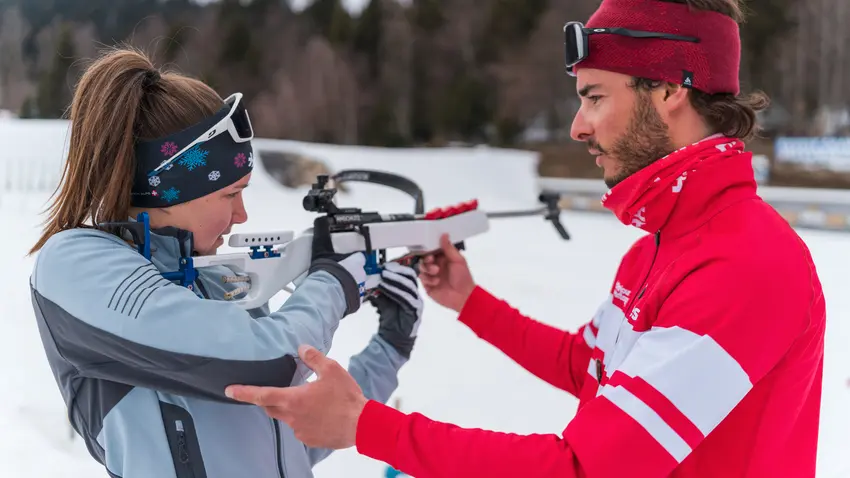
{"left": 486, "top": 207, "right": 548, "bottom": 219}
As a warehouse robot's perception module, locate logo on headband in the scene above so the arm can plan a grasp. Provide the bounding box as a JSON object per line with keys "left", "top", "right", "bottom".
{"left": 682, "top": 71, "right": 694, "bottom": 88}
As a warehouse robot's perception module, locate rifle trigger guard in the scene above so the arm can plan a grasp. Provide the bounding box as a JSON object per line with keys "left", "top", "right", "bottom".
{"left": 356, "top": 224, "right": 381, "bottom": 276}
{"left": 356, "top": 224, "right": 373, "bottom": 255}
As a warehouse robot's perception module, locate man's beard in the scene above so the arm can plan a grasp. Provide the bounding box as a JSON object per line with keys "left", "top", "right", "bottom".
{"left": 590, "top": 93, "right": 676, "bottom": 189}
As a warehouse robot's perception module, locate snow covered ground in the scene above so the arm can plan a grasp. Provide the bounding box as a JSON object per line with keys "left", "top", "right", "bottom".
{"left": 0, "top": 121, "right": 848, "bottom": 477}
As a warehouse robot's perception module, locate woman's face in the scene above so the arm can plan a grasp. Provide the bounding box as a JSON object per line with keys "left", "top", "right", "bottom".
{"left": 148, "top": 173, "right": 251, "bottom": 255}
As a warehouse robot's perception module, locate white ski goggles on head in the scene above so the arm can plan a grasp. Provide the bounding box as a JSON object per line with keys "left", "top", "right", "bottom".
{"left": 148, "top": 92, "right": 254, "bottom": 177}
{"left": 563, "top": 21, "right": 700, "bottom": 77}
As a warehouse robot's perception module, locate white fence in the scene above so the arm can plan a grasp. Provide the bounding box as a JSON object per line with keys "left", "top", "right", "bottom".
{"left": 0, "top": 119, "right": 69, "bottom": 195}
{"left": 539, "top": 177, "right": 850, "bottom": 232}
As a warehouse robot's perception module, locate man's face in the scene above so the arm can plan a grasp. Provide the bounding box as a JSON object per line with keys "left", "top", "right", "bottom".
{"left": 570, "top": 68, "right": 676, "bottom": 188}
{"left": 151, "top": 173, "right": 251, "bottom": 255}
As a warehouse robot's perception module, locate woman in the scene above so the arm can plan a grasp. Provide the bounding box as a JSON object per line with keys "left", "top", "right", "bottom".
{"left": 28, "top": 47, "right": 424, "bottom": 478}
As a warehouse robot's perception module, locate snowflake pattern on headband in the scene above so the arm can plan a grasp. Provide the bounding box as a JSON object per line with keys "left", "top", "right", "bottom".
{"left": 178, "top": 145, "right": 209, "bottom": 171}
{"left": 136, "top": 131, "right": 253, "bottom": 208}
{"left": 161, "top": 141, "right": 178, "bottom": 157}
{"left": 161, "top": 187, "right": 180, "bottom": 203}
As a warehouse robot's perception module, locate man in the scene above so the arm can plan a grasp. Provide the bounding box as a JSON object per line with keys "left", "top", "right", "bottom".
{"left": 225, "top": 0, "right": 826, "bottom": 476}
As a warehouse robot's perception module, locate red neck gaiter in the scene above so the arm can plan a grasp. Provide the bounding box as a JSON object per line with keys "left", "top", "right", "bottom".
{"left": 601, "top": 135, "right": 747, "bottom": 232}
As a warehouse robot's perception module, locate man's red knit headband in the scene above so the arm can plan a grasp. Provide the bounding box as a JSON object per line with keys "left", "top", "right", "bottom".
{"left": 573, "top": 0, "right": 741, "bottom": 95}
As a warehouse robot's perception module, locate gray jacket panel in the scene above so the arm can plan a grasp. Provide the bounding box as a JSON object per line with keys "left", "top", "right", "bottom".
{"left": 31, "top": 226, "right": 407, "bottom": 477}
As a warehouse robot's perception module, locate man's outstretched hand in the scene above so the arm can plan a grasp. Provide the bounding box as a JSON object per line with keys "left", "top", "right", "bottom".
{"left": 418, "top": 234, "right": 476, "bottom": 312}
{"left": 225, "top": 345, "right": 367, "bottom": 450}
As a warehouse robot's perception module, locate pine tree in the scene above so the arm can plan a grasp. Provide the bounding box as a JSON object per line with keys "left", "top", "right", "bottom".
{"left": 410, "top": 0, "right": 444, "bottom": 32}
{"left": 327, "top": 1, "right": 353, "bottom": 45}
{"left": 305, "top": 0, "right": 352, "bottom": 44}
{"left": 352, "top": 0, "right": 384, "bottom": 78}
{"left": 478, "top": 0, "right": 548, "bottom": 63}
{"left": 34, "top": 22, "right": 75, "bottom": 119}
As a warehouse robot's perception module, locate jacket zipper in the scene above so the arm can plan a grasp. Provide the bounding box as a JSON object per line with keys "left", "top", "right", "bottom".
{"left": 616, "top": 231, "right": 662, "bottom": 347}
{"left": 598, "top": 232, "right": 663, "bottom": 385}
{"left": 272, "top": 419, "right": 286, "bottom": 478}
{"left": 630, "top": 231, "right": 662, "bottom": 308}
{"left": 175, "top": 420, "right": 195, "bottom": 478}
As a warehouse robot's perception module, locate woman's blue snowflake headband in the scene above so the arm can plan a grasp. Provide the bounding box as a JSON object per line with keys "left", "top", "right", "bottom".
{"left": 131, "top": 93, "right": 255, "bottom": 208}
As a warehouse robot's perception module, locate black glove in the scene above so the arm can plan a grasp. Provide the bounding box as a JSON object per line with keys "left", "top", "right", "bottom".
{"left": 309, "top": 216, "right": 365, "bottom": 316}
{"left": 369, "top": 262, "right": 423, "bottom": 358}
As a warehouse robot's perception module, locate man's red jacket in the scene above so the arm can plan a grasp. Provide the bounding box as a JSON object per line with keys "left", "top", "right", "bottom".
{"left": 355, "top": 136, "right": 826, "bottom": 477}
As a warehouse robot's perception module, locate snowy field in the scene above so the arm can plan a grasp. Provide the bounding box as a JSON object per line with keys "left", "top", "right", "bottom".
{"left": 1, "top": 121, "right": 848, "bottom": 477}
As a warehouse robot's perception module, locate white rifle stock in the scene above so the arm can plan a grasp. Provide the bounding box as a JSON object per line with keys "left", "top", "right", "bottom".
{"left": 98, "top": 171, "right": 568, "bottom": 310}
{"left": 190, "top": 207, "right": 489, "bottom": 310}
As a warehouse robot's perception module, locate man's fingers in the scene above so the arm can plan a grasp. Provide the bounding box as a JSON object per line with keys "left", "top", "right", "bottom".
{"left": 298, "top": 344, "right": 338, "bottom": 377}
{"left": 225, "top": 384, "right": 294, "bottom": 407}
{"left": 439, "top": 234, "right": 465, "bottom": 263}
{"left": 262, "top": 405, "right": 294, "bottom": 423}
{"left": 419, "top": 274, "right": 439, "bottom": 288}
{"left": 419, "top": 268, "right": 440, "bottom": 284}
{"left": 422, "top": 282, "right": 439, "bottom": 297}
{"left": 419, "top": 262, "right": 440, "bottom": 276}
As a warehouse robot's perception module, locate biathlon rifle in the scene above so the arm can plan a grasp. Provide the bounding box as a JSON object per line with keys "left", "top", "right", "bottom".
{"left": 104, "top": 169, "right": 570, "bottom": 310}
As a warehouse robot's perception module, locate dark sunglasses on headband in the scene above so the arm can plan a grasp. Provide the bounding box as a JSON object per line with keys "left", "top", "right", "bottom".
{"left": 563, "top": 21, "right": 700, "bottom": 77}
{"left": 148, "top": 92, "right": 254, "bottom": 178}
